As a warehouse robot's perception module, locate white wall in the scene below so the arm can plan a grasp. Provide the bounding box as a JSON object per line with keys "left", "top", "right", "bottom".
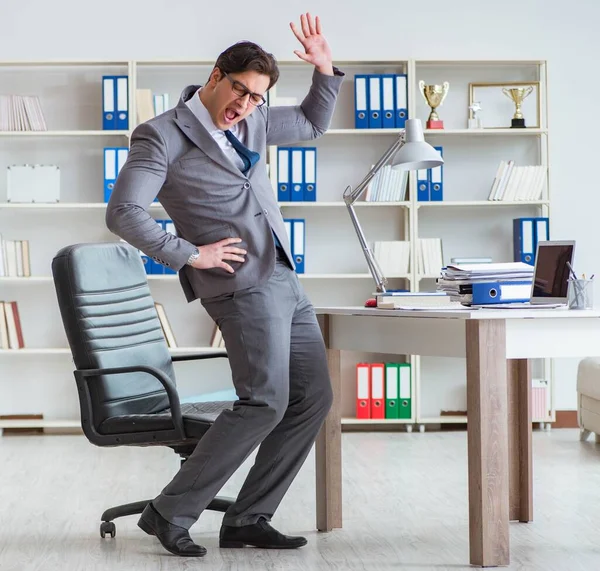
{"left": 2, "top": 0, "right": 599, "bottom": 409}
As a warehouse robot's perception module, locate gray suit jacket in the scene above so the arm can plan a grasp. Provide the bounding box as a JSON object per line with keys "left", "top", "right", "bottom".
{"left": 106, "top": 68, "right": 344, "bottom": 301}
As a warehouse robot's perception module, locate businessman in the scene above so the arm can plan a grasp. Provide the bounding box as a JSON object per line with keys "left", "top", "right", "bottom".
{"left": 106, "top": 13, "right": 344, "bottom": 557}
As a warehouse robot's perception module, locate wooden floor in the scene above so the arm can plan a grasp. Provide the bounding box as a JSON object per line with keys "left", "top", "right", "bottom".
{"left": 1, "top": 428, "right": 600, "bottom": 570}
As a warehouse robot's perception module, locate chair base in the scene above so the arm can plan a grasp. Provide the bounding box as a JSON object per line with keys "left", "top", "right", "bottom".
{"left": 99, "top": 496, "right": 236, "bottom": 538}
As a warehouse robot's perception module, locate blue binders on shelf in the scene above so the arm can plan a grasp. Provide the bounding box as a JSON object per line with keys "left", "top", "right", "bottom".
{"left": 103, "top": 147, "right": 129, "bottom": 202}
{"left": 368, "top": 75, "right": 382, "bottom": 129}
{"left": 471, "top": 280, "right": 533, "bottom": 305}
{"left": 303, "top": 147, "right": 317, "bottom": 201}
{"left": 513, "top": 218, "right": 535, "bottom": 264}
{"left": 277, "top": 147, "right": 290, "bottom": 201}
{"left": 292, "top": 219, "right": 305, "bottom": 273}
{"left": 283, "top": 218, "right": 305, "bottom": 273}
{"left": 381, "top": 75, "right": 396, "bottom": 129}
{"left": 429, "top": 146, "right": 443, "bottom": 201}
{"left": 102, "top": 77, "right": 116, "bottom": 130}
{"left": 283, "top": 218, "right": 306, "bottom": 274}
{"left": 395, "top": 74, "right": 408, "bottom": 129}
{"left": 354, "top": 75, "right": 369, "bottom": 129}
{"left": 290, "top": 148, "right": 304, "bottom": 202}
{"left": 417, "top": 168, "right": 429, "bottom": 201}
{"left": 535, "top": 217, "right": 549, "bottom": 245}
{"left": 102, "top": 75, "right": 129, "bottom": 130}
{"left": 115, "top": 76, "right": 129, "bottom": 130}
{"left": 513, "top": 217, "right": 549, "bottom": 266}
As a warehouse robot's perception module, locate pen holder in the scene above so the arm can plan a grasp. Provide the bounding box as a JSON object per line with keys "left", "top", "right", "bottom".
{"left": 568, "top": 279, "right": 594, "bottom": 309}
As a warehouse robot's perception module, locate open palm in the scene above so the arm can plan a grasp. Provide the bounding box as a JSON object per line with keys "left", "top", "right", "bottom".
{"left": 290, "top": 13, "right": 332, "bottom": 72}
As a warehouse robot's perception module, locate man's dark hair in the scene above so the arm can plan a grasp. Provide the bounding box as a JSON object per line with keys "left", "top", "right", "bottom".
{"left": 214, "top": 41, "right": 279, "bottom": 90}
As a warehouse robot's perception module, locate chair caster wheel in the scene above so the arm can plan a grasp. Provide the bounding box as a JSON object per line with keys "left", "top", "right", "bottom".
{"left": 100, "top": 521, "right": 116, "bottom": 538}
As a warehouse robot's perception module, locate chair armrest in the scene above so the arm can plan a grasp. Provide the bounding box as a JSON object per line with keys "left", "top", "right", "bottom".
{"left": 74, "top": 365, "right": 184, "bottom": 440}
{"left": 171, "top": 350, "right": 228, "bottom": 363}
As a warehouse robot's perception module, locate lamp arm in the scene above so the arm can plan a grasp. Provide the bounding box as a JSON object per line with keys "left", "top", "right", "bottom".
{"left": 343, "top": 132, "right": 406, "bottom": 205}
{"left": 346, "top": 199, "right": 388, "bottom": 293}
{"left": 342, "top": 131, "right": 407, "bottom": 294}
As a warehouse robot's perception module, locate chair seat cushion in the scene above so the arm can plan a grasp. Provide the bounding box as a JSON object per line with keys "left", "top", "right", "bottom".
{"left": 577, "top": 358, "right": 600, "bottom": 402}
{"left": 99, "top": 401, "right": 234, "bottom": 439}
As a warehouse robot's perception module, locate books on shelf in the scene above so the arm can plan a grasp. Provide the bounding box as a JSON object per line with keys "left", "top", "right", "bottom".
{"left": 415, "top": 238, "right": 443, "bottom": 276}
{"left": 364, "top": 165, "right": 408, "bottom": 202}
{"left": 0, "top": 301, "right": 24, "bottom": 349}
{"left": 154, "top": 302, "right": 177, "bottom": 348}
{"left": 135, "top": 89, "right": 171, "bottom": 124}
{"left": 487, "top": 161, "right": 546, "bottom": 201}
{"left": 373, "top": 239, "right": 443, "bottom": 278}
{"left": 0, "top": 236, "right": 31, "bottom": 277}
{"left": 0, "top": 95, "right": 47, "bottom": 131}
{"left": 373, "top": 241, "right": 410, "bottom": 276}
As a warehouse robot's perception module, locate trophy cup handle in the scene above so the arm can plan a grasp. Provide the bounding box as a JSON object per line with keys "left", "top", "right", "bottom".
{"left": 501, "top": 87, "right": 511, "bottom": 99}
{"left": 418, "top": 80, "right": 427, "bottom": 102}
{"left": 440, "top": 81, "right": 450, "bottom": 106}
{"left": 524, "top": 85, "right": 534, "bottom": 98}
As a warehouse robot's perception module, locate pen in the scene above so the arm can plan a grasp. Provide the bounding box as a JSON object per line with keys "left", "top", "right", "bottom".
{"left": 566, "top": 261, "right": 578, "bottom": 280}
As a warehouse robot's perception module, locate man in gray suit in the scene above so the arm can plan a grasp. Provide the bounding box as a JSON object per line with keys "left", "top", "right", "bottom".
{"left": 106, "top": 13, "right": 344, "bottom": 557}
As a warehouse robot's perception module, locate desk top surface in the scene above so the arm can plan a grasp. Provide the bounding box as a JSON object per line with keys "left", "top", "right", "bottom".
{"left": 315, "top": 306, "right": 600, "bottom": 320}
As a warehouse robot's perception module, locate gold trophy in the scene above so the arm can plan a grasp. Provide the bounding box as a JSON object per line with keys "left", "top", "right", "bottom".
{"left": 502, "top": 86, "right": 533, "bottom": 128}
{"left": 419, "top": 80, "right": 449, "bottom": 129}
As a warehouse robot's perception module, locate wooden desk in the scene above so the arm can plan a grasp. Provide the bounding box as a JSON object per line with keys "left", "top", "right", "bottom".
{"left": 314, "top": 307, "right": 600, "bottom": 567}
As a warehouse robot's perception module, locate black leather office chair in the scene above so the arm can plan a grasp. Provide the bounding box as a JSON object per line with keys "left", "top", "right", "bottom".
{"left": 51, "top": 242, "right": 235, "bottom": 538}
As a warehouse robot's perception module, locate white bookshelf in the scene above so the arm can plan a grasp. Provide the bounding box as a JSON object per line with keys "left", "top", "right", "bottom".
{"left": 0, "top": 58, "right": 552, "bottom": 431}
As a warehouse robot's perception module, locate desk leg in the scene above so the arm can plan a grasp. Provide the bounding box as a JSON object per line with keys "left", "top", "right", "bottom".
{"left": 507, "top": 359, "right": 533, "bottom": 522}
{"left": 466, "top": 320, "right": 510, "bottom": 567}
{"left": 316, "top": 314, "right": 342, "bottom": 531}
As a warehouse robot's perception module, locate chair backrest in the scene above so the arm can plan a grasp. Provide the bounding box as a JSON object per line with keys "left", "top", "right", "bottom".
{"left": 52, "top": 242, "right": 174, "bottom": 425}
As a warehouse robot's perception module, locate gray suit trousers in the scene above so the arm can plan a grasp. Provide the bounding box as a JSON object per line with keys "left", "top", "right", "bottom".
{"left": 152, "top": 258, "right": 333, "bottom": 529}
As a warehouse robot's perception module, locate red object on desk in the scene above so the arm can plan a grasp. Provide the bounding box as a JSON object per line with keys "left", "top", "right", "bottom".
{"left": 364, "top": 298, "right": 377, "bottom": 307}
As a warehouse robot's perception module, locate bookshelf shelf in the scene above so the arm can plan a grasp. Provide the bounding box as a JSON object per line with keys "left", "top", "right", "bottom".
{"left": 0, "top": 130, "right": 130, "bottom": 137}
{"left": 416, "top": 200, "right": 550, "bottom": 208}
{"left": 325, "top": 128, "right": 547, "bottom": 136}
{"left": 0, "top": 202, "right": 165, "bottom": 210}
{"left": 278, "top": 201, "right": 410, "bottom": 207}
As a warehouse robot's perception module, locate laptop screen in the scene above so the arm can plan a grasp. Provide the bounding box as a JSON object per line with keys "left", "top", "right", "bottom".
{"left": 531, "top": 241, "right": 575, "bottom": 301}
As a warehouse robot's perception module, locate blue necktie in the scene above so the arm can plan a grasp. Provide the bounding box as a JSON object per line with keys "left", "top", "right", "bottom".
{"left": 224, "top": 130, "right": 283, "bottom": 250}
{"left": 224, "top": 130, "right": 260, "bottom": 175}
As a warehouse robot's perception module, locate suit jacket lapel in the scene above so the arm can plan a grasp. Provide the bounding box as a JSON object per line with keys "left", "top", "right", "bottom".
{"left": 173, "top": 88, "right": 242, "bottom": 178}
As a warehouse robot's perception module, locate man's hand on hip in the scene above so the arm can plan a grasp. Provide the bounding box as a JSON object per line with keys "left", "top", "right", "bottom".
{"left": 191, "top": 238, "right": 246, "bottom": 274}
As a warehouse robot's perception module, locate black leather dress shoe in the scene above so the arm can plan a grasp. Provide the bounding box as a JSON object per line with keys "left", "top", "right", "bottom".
{"left": 219, "top": 517, "right": 307, "bottom": 549}
{"left": 138, "top": 502, "right": 207, "bottom": 557}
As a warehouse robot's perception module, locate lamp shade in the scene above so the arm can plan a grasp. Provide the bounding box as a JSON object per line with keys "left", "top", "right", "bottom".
{"left": 390, "top": 119, "right": 444, "bottom": 171}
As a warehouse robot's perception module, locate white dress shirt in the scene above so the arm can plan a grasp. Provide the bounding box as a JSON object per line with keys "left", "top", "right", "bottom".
{"left": 185, "top": 87, "right": 246, "bottom": 171}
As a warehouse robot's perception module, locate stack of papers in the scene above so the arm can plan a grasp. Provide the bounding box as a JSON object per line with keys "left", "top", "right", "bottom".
{"left": 376, "top": 291, "right": 469, "bottom": 310}
{"left": 437, "top": 262, "right": 534, "bottom": 304}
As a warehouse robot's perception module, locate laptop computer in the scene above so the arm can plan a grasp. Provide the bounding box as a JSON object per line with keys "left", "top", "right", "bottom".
{"left": 473, "top": 240, "right": 576, "bottom": 309}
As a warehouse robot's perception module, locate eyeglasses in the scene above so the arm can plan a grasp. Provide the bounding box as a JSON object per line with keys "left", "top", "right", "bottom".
{"left": 222, "top": 72, "right": 267, "bottom": 107}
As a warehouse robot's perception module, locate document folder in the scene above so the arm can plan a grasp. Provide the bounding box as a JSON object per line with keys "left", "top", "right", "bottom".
{"left": 471, "top": 280, "right": 532, "bottom": 305}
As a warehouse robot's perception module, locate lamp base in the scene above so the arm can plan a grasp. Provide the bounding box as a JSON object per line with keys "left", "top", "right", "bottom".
{"left": 426, "top": 119, "right": 444, "bottom": 129}
{"left": 511, "top": 118, "right": 526, "bottom": 128}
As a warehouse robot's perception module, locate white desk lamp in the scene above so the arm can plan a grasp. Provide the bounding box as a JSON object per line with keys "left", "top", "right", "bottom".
{"left": 343, "top": 118, "right": 444, "bottom": 293}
